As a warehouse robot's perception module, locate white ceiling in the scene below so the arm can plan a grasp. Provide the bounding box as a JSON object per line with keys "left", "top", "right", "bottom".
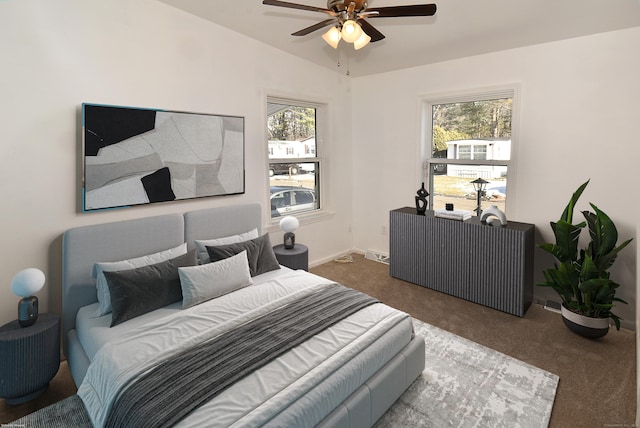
{"left": 158, "top": 0, "right": 640, "bottom": 77}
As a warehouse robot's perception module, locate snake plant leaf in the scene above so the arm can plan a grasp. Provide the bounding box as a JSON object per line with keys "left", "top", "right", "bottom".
{"left": 560, "top": 179, "right": 589, "bottom": 223}
{"left": 579, "top": 278, "right": 612, "bottom": 294}
{"left": 594, "top": 282, "right": 614, "bottom": 302}
{"left": 592, "top": 303, "right": 613, "bottom": 310}
{"left": 610, "top": 312, "right": 622, "bottom": 330}
{"left": 585, "top": 204, "right": 618, "bottom": 257}
{"left": 594, "top": 237, "right": 633, "bottom": 272}
{"left": 579, "top": 253, "right": 599, "bottom": 282}
{"left": 538, "top": 242, "right": 564, "bottom": 262}
{"left": 613, "top": 317, "right": 621, "bottom": 330}
{"left": 592, "top": 302, "right": 614, "bottom": 319}
{"left": 539, "top": 265, "right": 577, "bottom": 302}
{"left": 539, "top": 220, "right": 583, "bottom": 262}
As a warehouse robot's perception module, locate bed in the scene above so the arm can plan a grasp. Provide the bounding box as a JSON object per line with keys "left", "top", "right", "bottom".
{"left": 62, "top": 203, "right": 425, "bottom": 427}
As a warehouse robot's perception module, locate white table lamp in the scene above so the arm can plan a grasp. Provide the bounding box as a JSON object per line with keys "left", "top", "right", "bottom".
{"left": 279, "top": 216, "right": 299, "bottom": 249}
{"left": 11, "top": 268, "right": 45, "bottom": 327}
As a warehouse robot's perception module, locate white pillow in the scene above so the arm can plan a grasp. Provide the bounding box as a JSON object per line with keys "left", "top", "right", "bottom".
{"left": 179, "top": 250, "right": 253, "bottom": 309}
{"left": 194, "top": 228, "right": 259, "bottom": 264}
{"left": 93, "top": 243, "right": 187, "bottom": 316}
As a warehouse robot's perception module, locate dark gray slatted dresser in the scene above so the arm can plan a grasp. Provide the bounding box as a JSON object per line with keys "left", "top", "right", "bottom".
{"left": 390, "top": 207, "right": 535, "bottom": 317}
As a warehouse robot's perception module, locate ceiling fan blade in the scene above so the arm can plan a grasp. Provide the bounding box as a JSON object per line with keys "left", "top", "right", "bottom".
{"left": 358, "top": 19, "right": 385, "bottom": 42}
{"left": 292, "top": 18, "right": 338, "bottom": 36}
{"left": 262, "top": 0, "right": 335, "bottom": 16}
{"left": 366, "top": 4, "right": 437, "bottom": 18}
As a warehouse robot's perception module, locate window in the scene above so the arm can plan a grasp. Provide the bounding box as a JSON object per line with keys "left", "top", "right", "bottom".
{"left": 458, "top": 145, "right": 471, "bottom": 160}
{"left": 267, "top": 98, "right": 321, "bottom": 219}
{"left": 473, "top": 145, "right": 487, "bottom": 160}
{"left": 455, "top": 143, "right": 487, "bottom": 160}
{"left": 424, "top": 88, "right": 515, "bottom": 214}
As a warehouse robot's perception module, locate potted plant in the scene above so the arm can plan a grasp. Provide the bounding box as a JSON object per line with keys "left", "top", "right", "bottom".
{"left": 537, "top": 179, "right": 632, "bottom": 338}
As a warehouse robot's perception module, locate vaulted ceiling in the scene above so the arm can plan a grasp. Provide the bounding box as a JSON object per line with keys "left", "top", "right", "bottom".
{"left": 158, "top": 0, "right": 640, "bottom": 77}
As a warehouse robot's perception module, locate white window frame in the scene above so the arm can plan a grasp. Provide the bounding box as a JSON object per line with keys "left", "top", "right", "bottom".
{"left": 421, "top": 84, "right": 520, "bottom": 216}
{"left": 266, "top": 95, "right": 327, "bottom": 225}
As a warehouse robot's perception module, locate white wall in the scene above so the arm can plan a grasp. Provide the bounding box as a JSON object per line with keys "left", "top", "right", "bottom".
{"left": 0, "top": 0, "right": 353, "bottom": 326}
{"left": 351, "top": 27, "right": 639, "bottom": 330}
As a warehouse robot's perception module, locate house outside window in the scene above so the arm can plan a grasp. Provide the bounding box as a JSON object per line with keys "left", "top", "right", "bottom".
{"left": 423, "top": 87, "right": 516, "bottom": 214}
{"left": 267, "top": 98, "right": 321, "bottom": 219}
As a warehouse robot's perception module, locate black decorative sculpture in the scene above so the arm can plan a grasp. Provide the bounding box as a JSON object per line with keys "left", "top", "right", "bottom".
{"left": 415, "top": 182, "right": 429, "bottom": 215}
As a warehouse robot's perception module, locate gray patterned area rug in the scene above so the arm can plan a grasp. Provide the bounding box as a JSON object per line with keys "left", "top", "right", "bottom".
{"left": 12, "top": 320, "right": 558, "bottom": 428}
{"left": 375, "top": 319, "right": 559, "bottom": 428}
{"left": 10, "top": 394, "right": 91, "bottom": 427}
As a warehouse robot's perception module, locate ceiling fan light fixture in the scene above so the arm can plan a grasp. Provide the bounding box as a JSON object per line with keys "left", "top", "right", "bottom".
{"left": 264, "top": 0, "right": 439, "bottom": 55}
{"left": 322, "top": 26, "right": 342, "bottom": 49}
{"left": 353, "top": 31, "right": 371, "bottom": 50}
{"left": 341, "top": 19, "right": 362, "bottom": 43}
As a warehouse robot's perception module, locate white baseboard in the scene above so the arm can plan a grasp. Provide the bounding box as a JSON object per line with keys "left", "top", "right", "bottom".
{"left": 309, "top": 249, "right": 357, "bottom": 269}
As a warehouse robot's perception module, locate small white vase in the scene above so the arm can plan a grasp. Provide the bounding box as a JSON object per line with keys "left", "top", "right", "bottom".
{"left": 480, "top": 205, "right": 507, "bottom": 226}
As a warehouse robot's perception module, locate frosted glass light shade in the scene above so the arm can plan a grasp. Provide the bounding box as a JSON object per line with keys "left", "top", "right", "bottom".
{"left": 354, "top": 31, "right": 371, "bottom": 50}
{"left": 341, "top": 20, "right": 363, "bottom": 43}
{"left": 322, "top": 26, "right": 341, "bottom": 49}
{"left": 11, "top": 268, "right": 45, "bottom": 297}
{"left": 279, "top": 216, "right": 299, "bottom": 233}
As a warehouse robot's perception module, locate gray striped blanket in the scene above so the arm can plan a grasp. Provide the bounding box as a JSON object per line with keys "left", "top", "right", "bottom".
{"left": 105, "top": 283, "right": 378, "bottom": 428}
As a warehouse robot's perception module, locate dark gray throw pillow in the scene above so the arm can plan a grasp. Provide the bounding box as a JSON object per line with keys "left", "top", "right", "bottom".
{"left": 104, "top": 249, "right": 197, "bottom": 327}
{"left": 206, "top": 233, "right": 280, "bottom": 277}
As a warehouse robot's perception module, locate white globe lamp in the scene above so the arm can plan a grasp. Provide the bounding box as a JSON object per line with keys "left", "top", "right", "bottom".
{"left": 11, "top": 268, "right": 45, "bottom": 327}
{"left": 279, "top": 216, "right": 299, "bottom": 249}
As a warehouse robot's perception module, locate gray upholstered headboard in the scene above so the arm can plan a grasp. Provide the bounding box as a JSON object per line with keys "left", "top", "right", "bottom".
{"left": 61, "top": 203, "right": 263, "bottom": 355}
{"left": 184, "top": 203, "right": 262, "bottom": 251}
{"left": 61, "top": 213, "right": 185, "bottom": 352}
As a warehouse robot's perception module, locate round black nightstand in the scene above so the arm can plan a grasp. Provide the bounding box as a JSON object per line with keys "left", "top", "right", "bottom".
{"left": 0, "top": 313, "right": 60, "bottom": 405}
{"left": 273, "top": 243, "right": 309, "bottom": 271}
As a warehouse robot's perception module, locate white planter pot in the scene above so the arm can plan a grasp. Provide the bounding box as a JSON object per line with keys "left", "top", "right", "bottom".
{"left": 561, "top": 305, "right": 609, "bottom": 338}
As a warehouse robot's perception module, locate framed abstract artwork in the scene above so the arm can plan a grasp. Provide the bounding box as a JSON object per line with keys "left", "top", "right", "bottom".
{"left": 81, "top": 103, "right": 244, "bottom": 211}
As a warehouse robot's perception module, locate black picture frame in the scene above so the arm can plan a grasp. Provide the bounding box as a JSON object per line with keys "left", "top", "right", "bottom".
{"left": 81, "top": 103, "right": 244, "bottom": 211}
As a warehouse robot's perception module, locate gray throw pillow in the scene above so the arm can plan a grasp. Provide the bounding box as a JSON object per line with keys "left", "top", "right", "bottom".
{"left": 194, "top": 228, "right": 259, "bottom": 264}
{"left": 104, "top": 249, "right": 197, "bottom": 327}
{"left": 206, "top": 233, "right": 280, "bottom": 277}
{"left": 179, "top": 251, "right": 253, "bottom": 309}
{"left": 93, "top": 243, "right": 188, "bottom": 316}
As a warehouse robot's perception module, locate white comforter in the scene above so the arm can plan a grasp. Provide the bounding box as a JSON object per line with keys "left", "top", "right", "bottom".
{"left": 78, "top": 270, "right": 413, "bottom": 427}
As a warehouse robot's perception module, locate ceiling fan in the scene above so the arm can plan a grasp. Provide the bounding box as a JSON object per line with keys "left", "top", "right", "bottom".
{"left": 263, "top": 0, "right": 437, "bottom": 50}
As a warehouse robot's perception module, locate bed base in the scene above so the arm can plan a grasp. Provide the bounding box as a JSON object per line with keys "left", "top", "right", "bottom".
{"left": 318, "top": 336, "right": 424, "bottom": 427}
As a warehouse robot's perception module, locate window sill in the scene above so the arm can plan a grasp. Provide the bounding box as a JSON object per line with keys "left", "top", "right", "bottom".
{"left": 266, "top": 209, "right": 335, "bottom": 232}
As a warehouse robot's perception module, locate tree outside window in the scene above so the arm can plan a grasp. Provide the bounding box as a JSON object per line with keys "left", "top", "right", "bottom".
{"left": 426, "top": 92, "right": 514, "bottom": 213}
